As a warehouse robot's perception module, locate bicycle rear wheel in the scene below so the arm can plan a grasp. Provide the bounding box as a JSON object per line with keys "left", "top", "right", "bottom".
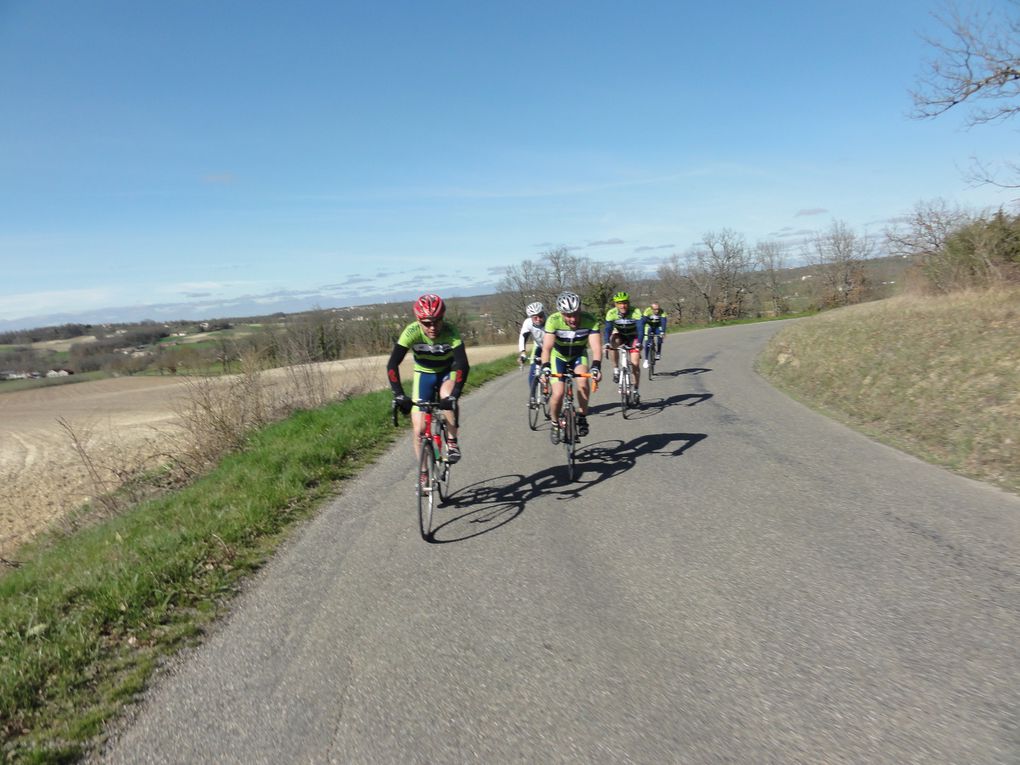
{"left": 528, "top": 375, "right": 542, "bottom": 431}
{"left": 416, "top": 442, "right": 435, "bottom": 540}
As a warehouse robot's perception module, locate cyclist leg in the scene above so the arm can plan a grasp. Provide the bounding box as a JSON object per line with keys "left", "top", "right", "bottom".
{"left": 436, "top": 373, "right": 463, "bottom": 463}
{"left": 608, "top": 333, "right": 623, "bottom": 382}
{"left": 627, "top": 340, "right": 641, "bottom": 403}
{"left": 548, "top": 354, "right": 569, "bottom": 424}
{"left": 573, "top": 355, "right": 593, "bottom": 436}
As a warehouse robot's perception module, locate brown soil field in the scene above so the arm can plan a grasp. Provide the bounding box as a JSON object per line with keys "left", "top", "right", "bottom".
{"left": 0, "top": 344, "right": 515, "bottom": 560}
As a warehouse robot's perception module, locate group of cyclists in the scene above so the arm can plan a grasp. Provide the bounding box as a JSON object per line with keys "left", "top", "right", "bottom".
{"left": 386, "top": 291, "right": 667, "bottom": 473}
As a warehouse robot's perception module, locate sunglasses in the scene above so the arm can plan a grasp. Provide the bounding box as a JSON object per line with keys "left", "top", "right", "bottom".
{"left": 420, "top": 319, "right": 440, "bottom": 327}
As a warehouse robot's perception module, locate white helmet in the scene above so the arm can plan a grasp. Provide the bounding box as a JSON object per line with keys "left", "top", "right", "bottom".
{"left": 556, "top": 291, "right": 581, "bottom": 313}
{"left": 525, "top": 301, "right": 545, "bottom": 317}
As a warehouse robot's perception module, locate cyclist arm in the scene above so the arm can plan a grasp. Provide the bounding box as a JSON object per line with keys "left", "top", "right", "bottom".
{"left": 635, "top": 316, "right": 646, "bottom": 341}
{"left": 449, "top": 343, "right": 469, "bottom": 397}
{"left": 386, "top": 343, "right": 409, "bottom": 396}
{"left": 661, "top": 315, "right": 667, "bottom": 333}
{"left": 518, "top": 318, "right": 530, "bottom": 354}
{"left": 602, "top": 318, "right": 614, "bottom": 348}
{"left": 540, "top": 330, "right": 555, "bottom": 367}
{"left": 587, "top": 331, "right": 602, "bottom": 368}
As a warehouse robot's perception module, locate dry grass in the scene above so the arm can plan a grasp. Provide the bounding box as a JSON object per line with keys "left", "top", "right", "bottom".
{"left": 759, "top": 287, "right": 1020, "bottom": 493}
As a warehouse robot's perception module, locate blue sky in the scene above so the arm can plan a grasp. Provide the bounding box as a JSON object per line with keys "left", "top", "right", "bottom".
{"left": 1, "top": 0, "right": 1017, "bottom": 329}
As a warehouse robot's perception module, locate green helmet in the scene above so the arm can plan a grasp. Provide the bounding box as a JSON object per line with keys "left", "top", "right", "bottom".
{"left": 612, "top": 291, "right": 630, "bottom": 303}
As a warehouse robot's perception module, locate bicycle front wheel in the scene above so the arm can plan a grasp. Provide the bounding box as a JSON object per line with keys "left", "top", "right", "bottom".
{"left": 620, "top": 373, "right": 631, "bottom": 417}
{"left": 647, "top": 344, "right": 656, "bottom": 379}
{"left": 416, "top": 442, "right": 435, "bottom": 540}
{"left": 528, "top": 375, "right": 542, "bottom": 431}
{"left": 563, "top": 406, "right": 576, "bottom": 480}
{"left": 437, "top": 432, "right": 451, "bottom": 504}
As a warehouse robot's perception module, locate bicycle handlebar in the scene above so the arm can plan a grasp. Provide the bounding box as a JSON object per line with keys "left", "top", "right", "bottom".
{"left": 391, "top": 397, "right": 459, "bottom": 427}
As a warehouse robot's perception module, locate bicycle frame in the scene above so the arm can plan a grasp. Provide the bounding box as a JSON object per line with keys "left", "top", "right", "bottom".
{"left": 549, "top": 371, "right": 595, "bottom": 480}
{"left": 392, "top": 397, "right": 456, "bottom": 540}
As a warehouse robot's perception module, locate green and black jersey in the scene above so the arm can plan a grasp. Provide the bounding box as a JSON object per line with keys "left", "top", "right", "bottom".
{"left": 543, "top": 311, "right": 601, "bottom": 361}
{"left": 386, "top": 321, "right": 469, "bottom": 396}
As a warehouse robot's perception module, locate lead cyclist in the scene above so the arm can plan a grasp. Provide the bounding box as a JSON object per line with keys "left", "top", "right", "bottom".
{"left": 539, "top": 291, "right": 603, "bottom": 438}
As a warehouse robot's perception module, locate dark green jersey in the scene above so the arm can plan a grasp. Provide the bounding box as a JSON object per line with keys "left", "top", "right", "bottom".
{"left": 605, "top": 306, "right": 643, "bottom": 338}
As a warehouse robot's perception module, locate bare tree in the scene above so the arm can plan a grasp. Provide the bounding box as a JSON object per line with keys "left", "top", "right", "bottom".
{"left": 656, "top": 254, "right": 696, "bottom": 324}
{"left": 884, "top": 199, "right": 974, "bottom": 292}
{"left": 804, "top": 221, "right": 874, "bottom": 307}
{"left": 496, "top": 247, "right": 630, "bottom": 323}
{"left": 912, "top": 3, "right": 1020, "bottom": 125}
{"left": 753, "top": 240, "right": 790, "bottom": 315}
{"left": 912, "top": 3, "right": 1020, "bottom": 187}
{"left": 685, "top": 229, "right": 755, "bottom": 321}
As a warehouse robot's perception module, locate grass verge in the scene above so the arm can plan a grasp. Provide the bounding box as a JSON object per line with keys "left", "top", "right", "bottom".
{"left": 0, "top": 355, "right": 517, "bottom": 764}
{"left": 758, "top": 288, "right": 1020, "bottom": 494}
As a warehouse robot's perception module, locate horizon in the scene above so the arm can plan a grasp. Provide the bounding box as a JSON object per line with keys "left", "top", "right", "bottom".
{"left": 2, "top": 1, "right": 1017, "bottom": 331}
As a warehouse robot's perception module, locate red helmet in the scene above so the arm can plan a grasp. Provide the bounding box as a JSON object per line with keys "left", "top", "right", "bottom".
{"left": 413, "top": 293, "right": 446, "bottom": 320}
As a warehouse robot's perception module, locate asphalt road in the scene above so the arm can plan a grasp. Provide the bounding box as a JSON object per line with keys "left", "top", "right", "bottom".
{"left": 99, "top": 321, "right": 1020, "bottom": 764}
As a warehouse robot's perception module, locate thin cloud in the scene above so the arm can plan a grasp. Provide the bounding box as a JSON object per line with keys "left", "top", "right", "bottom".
{"left": 795, "top": 208, "right": 828, "bottom": 217}
{"left": 202, "top": 172, "right": 236, "bottom": 185}
{"left": 633, "top": 244, "right": 674, "bottom": 253}
{"left": 771, "top": 228, "right": 817, "bottom": 239}
{"left": 587, "top": 238, "right": 624, "bottom": 247}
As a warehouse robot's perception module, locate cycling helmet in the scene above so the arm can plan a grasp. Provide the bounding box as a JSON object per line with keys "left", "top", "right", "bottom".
{"left": 413, "top": 293, "right": 446, "bottom": 320}
{"left": 556, "top": 291, "right": 581, "bottom": 313}
{"left": 525, "top": 301, "right": 545, "bottom": 317}
{"left": 612, "top": 291, "right": 630, "bottom": 303}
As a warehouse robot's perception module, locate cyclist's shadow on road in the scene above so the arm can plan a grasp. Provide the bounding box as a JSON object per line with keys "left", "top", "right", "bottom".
{"left": 589, "top": 392, "right": 713, "bottom": 419}
{"left": 653, "top": 367, "right": 712, "bottom": 377}
{"left": 429, "top": 431, "right": 707, "bottom": 544}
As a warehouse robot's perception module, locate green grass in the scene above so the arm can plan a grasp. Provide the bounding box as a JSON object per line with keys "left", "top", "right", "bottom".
{"left": 758, "top": 288, "right": 1020, "bottom": 493}
{"left": 0, "top": 354, "right": 517, "bottom": 763}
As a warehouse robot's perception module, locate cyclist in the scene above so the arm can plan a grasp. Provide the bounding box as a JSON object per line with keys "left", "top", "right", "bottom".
{"left": 517, "top": 301, "right": 546, "bottom": 397}
{"left": 539, "top": 291, "right": 602, "bottom": 438}
{"left": 386, "top": 293, "right": 469, "bottom": 466}
{"left": 603, "top": 291, "right": 645, "bottom": 404}
{"left": 642, "top": 302, "right": 667, "bottom": 368}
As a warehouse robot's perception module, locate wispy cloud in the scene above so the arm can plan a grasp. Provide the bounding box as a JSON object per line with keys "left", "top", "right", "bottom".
{"left": 0, "top": 288, "right": 118, "bottom": 320}
{"left": 202, "top": 172, "right": 236, "bottom": 185}
{"left": 587, "top": 238, "right": 624, "bottom": 247}
{"left": 795, "top": 208, "right": 828, "bottom": 217}
{"left": 633, "top": 244, "right": 674, "bottom": 253}
{"left": 770, "top": 228, "right": 816, "bottom": 239}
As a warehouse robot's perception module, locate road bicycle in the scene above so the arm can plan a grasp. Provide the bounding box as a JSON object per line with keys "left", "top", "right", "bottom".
{"left": 643, "top": 332, "right": 662, "bottom": 379}
{"left": 547, "top": 370, "right": 595, "bottom": 481}
{"left": 393, "top": 397, "right": 456, "bottom": 540}
{"left": 528, "top": 371, "right": 551, "bottom": 430}
{"left": 617, "top": 355, "right": 639, "bottom": 418}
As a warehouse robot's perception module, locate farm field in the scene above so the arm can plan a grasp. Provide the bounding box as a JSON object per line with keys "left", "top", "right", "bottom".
{"left": 0, "top": 344, "right": 515, "bottom": 559}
